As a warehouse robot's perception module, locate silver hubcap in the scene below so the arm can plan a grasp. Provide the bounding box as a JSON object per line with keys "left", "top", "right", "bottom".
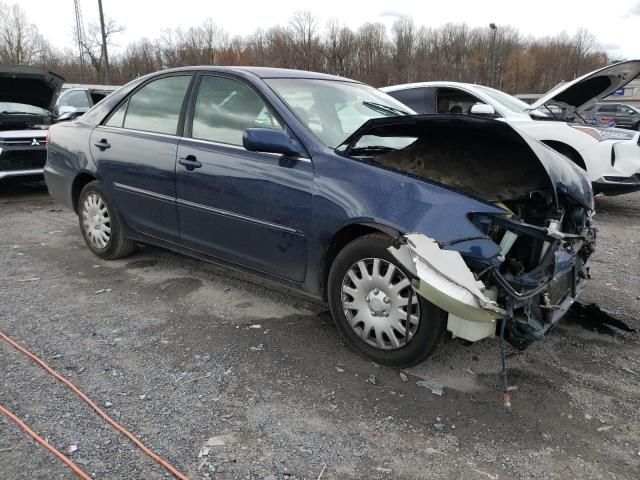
{"left": 341, "top": 258, "right": 420, "bottom": 350}
{"left": 81, "top": 193, "right": 111, "bottom": 249}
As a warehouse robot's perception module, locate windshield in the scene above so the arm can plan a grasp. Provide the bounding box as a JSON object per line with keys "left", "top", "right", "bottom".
{"left": 0, "top": 102, "right": 50, "bottom": 115}
{"left": 473, "top": 86, "right": 534, "bottom": 114}
{"left": 265, "top": 78, "right": 414, "bottom": 148}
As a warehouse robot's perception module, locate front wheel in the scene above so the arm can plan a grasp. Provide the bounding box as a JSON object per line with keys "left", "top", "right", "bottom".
{"left": 328, "top": 234, "right": 447, "bottom": 367}
{"left": 78, "top": 180, "right": 136, "bottom": 259}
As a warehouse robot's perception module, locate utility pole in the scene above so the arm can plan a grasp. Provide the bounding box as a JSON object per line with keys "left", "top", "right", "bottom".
{"left": 489, "top": 23, "right": 497, "bottom": 88}
{"left": 73, "top": 0, "right": 85, "bottom": 80}
{"left": 97, "top": 0, "right": 110, "bottom": 84}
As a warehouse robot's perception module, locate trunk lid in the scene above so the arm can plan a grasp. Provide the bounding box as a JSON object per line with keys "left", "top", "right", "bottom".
{"left": 0, "top": 66, "right": 65, "bottom": 112}
{"left": 530, "top": 60, "right": 640, "bottom": 116}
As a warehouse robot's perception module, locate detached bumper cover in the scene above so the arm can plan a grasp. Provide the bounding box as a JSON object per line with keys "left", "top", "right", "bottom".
{"left": 389, "top": 235, "right": 505, "bottom": 323}
{"left": 389, "top": 222, "right": 595, "bottom": 346}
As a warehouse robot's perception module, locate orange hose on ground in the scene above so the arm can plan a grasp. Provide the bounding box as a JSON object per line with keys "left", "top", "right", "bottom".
{"left": 0, "top": 330, "right": 190, "bottom": 480}
{"left": 0, "top": 404, "right": 93, "bottom": 480}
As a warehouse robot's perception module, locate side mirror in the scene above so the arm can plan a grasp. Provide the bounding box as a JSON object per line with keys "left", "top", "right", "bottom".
{"left": 470, "top": 103, "right": 497, "bottom": 117}
{"left": 243, "top": 128, "right": 305, "bottom": 157}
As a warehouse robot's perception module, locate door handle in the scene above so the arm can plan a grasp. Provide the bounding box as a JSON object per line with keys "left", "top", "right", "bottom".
{"left": 94, "top": 139, "right": 111, "bottom": 150}
{"left": 178, "top": 155, "right": 202, "bottom": 171}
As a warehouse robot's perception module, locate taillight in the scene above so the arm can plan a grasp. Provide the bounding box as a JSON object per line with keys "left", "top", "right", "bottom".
{"left": 45, "top": 129, "right": 49, "bottom": 148}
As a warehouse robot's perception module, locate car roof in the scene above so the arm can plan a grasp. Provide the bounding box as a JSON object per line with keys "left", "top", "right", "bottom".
{"left": 157, "top": 66, "right": 359, "bottom": 83}
{"left": 381, "top": 81, "right": 481, "bottom": 92}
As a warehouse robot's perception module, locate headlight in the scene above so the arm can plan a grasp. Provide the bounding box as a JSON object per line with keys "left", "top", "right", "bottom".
{"left": 571, "top": 125, "right": 636, "bottom": 142}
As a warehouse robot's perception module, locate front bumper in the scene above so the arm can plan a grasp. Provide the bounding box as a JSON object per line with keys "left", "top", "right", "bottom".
{"left": 592, "top": 175, "right": 640, "bottom": 195}
{"left": 0, "top": 146, "right": 47, "bottom": 181}
{"left": 389, "top": 219, "right": 594, "bottom": 348}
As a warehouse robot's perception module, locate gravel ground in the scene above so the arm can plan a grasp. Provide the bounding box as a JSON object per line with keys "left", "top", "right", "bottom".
{"left": 1, "top": 182, "right": 639, "bottom": 480}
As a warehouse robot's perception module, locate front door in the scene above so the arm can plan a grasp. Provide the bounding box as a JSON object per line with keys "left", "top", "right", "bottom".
{"left": 90, "top": 74, "right": 193, "bottom": 242}
{"left": 176, "top": 75, "right": 313, "bottom": 282}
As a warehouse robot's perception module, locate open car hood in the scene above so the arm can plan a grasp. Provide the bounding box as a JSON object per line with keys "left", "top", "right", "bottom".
{"left": 530, "top": 60, "right": 640, "bottom": 114}
{"left": 339, "top": 114, "right": 593, "bottom": 211}
{"left": 0, "top": 65, "right": 65, "bottom": 112}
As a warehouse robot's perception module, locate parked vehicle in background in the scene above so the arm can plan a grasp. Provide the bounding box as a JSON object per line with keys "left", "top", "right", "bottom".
{"left": 54, "top": 85, "right": 118, "bottom": 120}
{"left": 45, "top": 66, "right": 595, "bottom": 366}
{"left": 585, "top": 102, "right": 640, "bottom": 130}
{"left": 382, "top": 60, "right": 640, "bottom": 195}
{"left": 0, "top": 66, "right": 64, "bottom": 182}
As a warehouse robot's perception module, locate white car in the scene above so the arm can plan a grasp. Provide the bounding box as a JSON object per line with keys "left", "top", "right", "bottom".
{"left": 381, "top": 60, "right": 640, "bottom": 195}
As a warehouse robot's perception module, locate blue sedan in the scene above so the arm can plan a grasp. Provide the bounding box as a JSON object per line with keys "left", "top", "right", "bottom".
{"left": 45, "top": 67, "right": 596, "bottom": 366}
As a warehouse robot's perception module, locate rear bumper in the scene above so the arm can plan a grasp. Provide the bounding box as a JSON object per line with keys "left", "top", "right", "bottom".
{"left": 592, "top": 175, "right": 640, "bottom": 195}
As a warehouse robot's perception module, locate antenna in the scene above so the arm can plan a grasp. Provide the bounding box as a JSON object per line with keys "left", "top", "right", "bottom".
{"left": 73, "top": 0, "right": 85, "bottom": 80}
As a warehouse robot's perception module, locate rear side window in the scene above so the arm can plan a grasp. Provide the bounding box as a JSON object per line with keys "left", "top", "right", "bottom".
{"left": 105, "top": 100, "right": 128, "bottom": 128}
{"left": 388, "top": 88, "right": 426, "bottom": 113}
{"left": 598, "top": 104, "right": 617, "bottom": 113}
{"left": 123, "top": 75, "right": 191, "bottom": 135}
{"left": 191, "top": 76, "right": 282, "bottom": 146}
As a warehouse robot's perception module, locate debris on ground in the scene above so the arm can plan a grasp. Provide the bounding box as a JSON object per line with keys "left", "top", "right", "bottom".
{"left": 250, "top": 344, "right": 264, "bottom": 351}
{"left": 565, "top": 302, "right": 635, "bottom": 335}
{"left": 416, "top": 380, "right": 444, "bottom": 396}
{"left": 94, "top": 288, "right": 112, "bottom": 295}
{"left": 399, "top": 372, "right": 408, "bottom": 382}
{"left": 205, "top": 436, "right": 226, "bottom": 447}
{"left": 368, "top": 374, "right": 378, "bottom": 385}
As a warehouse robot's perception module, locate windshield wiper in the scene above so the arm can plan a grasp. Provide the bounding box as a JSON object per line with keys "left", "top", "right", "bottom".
{"left": 0, "top": 111, "right": 43, "bottom": 116}
{"left": 362, "top": 101, "right": 409, "bottom": 117}
{"left": 346, "top": 145, "right": 398, "bottom": 156}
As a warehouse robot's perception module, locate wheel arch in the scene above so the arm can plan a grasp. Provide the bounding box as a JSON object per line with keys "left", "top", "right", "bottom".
{"left": 71, "top": 171, "right": 98, "bottom": 213}
{"left": 541, "top": 140, "right": 587, "bottom": 171}
{"left": 320, "top": 222, "right": 401, "bottom": 300}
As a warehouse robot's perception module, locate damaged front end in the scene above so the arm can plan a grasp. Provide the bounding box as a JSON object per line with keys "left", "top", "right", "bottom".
{"left": 341, "top": 115, "right": 597, "bottom": 350}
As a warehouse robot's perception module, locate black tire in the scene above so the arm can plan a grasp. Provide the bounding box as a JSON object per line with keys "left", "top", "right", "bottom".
{"left": 328, "top": 233, "right": 447, "bottom": 367}
{"left": 77, "top": 180, "right": 136, "bottom": 259}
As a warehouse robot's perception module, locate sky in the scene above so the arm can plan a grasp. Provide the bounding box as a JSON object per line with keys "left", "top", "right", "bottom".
{"left": 17, "top": 0, "right": 640, "bottom": 59}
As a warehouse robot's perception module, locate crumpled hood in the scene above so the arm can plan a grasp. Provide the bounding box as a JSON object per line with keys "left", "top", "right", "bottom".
{"left": 530, "top": 60, "right": 640, "bottom": 115}
{"left": 340, "top": 114, "right": 594, "bottom": 211}
{"left": 0, "top": 66, "right": 65, "bottom": 112}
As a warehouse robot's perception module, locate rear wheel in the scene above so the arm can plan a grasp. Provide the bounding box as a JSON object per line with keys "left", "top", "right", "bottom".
{"left": 328, "top": 233, "right": 446, "bottom": 367}
{"left": 78, "top": 181, "right": 136, "bottom": 259}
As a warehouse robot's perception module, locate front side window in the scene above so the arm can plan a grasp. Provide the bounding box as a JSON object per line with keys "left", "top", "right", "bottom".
{"left": 266, "top": 78, "right": 412, "bottom": 148}
{"left": 436, "top": 88, "right": 486, "bottom": 114}
{"left": 123, "top": 75, "right": 191, "bottom": 135}
{"left": 192, "top": 76, "right": 282, "bottom": 146}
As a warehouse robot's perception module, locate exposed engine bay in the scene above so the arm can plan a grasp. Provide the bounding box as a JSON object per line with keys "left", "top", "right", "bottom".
{"left": 341, "top": 115, "right": 597, "bottom": 350}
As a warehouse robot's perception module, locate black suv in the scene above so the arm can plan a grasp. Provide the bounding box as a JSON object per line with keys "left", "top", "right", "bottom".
{"left": 586, "top": 102, "right": 640, "bottom": 131}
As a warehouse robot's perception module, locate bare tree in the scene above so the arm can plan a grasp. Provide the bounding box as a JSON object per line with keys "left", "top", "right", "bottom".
{"left": 0, "top": 2, "right": 51, "bottom": 64}
{"left": 78, "top": 18, "right": 124, "bottom": 82}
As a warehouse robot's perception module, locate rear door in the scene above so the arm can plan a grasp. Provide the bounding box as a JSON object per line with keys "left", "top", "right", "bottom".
{"left": 175, "top": 73, "right": 313, "bottom": 282}
{"left": 89, "top": 74, "right": 193, "bottom": 242}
